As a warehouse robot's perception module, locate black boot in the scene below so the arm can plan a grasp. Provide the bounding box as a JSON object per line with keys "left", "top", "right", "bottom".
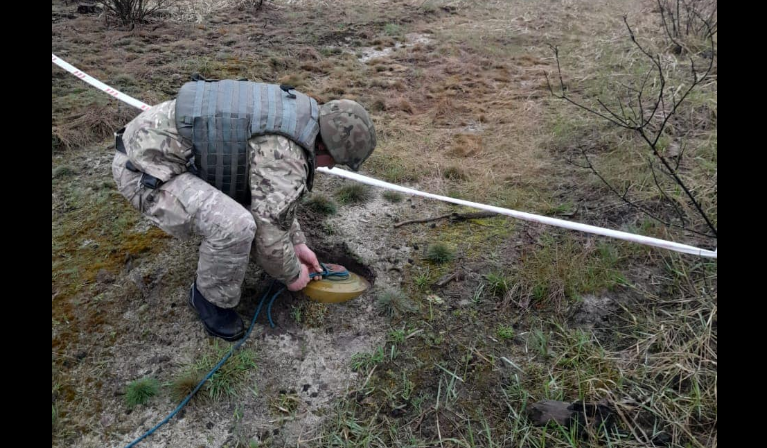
{"left": 188, "top": 282, "right": 245, "bottom": 341}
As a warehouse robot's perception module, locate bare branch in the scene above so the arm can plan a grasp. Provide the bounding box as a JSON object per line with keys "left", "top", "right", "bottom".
{"left": 548, "top": 12, "right": 718, "bottom": 238}
{"left": 674, "top": 141, "right": 687, "bottom": 171}
{"left": 649, "top": 157, "right": 687, "bottom": 225}
{"left": 639, "top": 127, "right": 717, "bottom": 237}
{"left": 596, "top": 98, "right": 631, "bottom": 127}
{"left": 624, "top": 17, "right": 666, "bottom": 129}
{"left": 564, "top": 152, "right": 592, "bottom": 170}
{"left": 393, "top": 212, "right": 498, "bottom": 228}
{"left": 657, "top": 0, "right": 686, "bottom": 52}
{"left": 547, "top": 46, "right": 637, "bottom": 129}
{"left": 577, "top": 148, "right": 714, "bottom": 238}
{"left": 637, "top": 68, "right": 652, "bottom": 127}
{"left": 617, "top": 95, "right": 637, "bottom": 127}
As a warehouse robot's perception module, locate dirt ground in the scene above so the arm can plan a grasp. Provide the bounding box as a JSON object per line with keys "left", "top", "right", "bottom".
{"left": 52, "top": 1, "right": 717, "bottom": 447}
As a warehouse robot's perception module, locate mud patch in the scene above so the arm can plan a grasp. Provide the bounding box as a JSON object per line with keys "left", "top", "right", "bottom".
{"left": 568, "top": 294, "right": 615, "bottom": 328}
{"left": 358, "top": 32, "right": 433, "bottom": 63}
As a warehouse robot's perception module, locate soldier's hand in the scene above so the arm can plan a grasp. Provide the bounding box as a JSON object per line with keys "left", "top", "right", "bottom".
{"left": 287, "top": 264, "right": 311, "bottom": 291}
{"left": 294, "top": 243, "right": 322, "bottom": 280}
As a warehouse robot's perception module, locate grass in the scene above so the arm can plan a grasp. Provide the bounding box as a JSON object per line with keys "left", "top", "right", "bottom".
{"left": 271, "top": 391, "right": 301, "bottom": 416}
{"left": 335, "top": 184, "right": 374, "bottom": 205}
{"left": 442, "top": 165, "right": 466, "bottom": 180}
{"left": 384, "top": 23, "right": 402, "bottom": 36}
{"left": 304, "top": 194, "right": 338, "bottom": 215}
{"left": 320, "top": 401, "right": 388, "bottom": 446}
{"left": 170, "top": 343, "right": 257, "bottom": 403}
{"left": 323, "top": 2, "right": 715, "bottom": 445}
{"left": 529, "top": 329, "right": 551, "bottom": 360}
{"left": 388, "top": 328, "right": 406, "bottom": 344}
{"left": 52, "top": 165, "right": 76, "bottom": 179}
{"left": 376, "top": 288, "right": 416, "bottom": 318}
{"left": 125, "top": 377, "right": 159, "bottom": 408}
{"left": 350, "top": 346, "right": 385, "bottom": 372}
{"left": 290, "top": 305, "right": 303, "bottom": 324}
{"left": 412, "top": 267, "right": 432, "bottom": 291}
{"left": 52, "top": 1, "right": 716, "bottom": 446}
{"left": 508, "top": 235, "right": 625, "bottom": 310}
{"left": 365, "top": 153, "right": 421, "bottom": 184}
{"left": 496, "top": 325, "right": 515, "bottom": 340}
{"left": 321, "top": 221, "right": 337, "bottom": 235}
{"left": 485, "top": 272, "right": 510, "bottom": 297}
{"left": 425, "top": 242, "right": 455, "bottom": 264}
{"left": 545, "top": 21, "right": 718, "bottom": 237}
{"left": 52, "top": 99, "right": 137, "bottom": 151}
{"left": 614, "top": 254, "right": 718, "bottom": 444}
{"left": 169, "top": 370, "right": 206, "bottom": 402}
{"left": 293, "top": 301, "right": 328, "bottom": 327}
{"left": 382, "top": 190, "right": 404, "bottom": 203}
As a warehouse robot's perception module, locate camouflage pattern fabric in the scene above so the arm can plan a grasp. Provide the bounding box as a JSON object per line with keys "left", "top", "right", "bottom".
{"left": 112, "top": 151, "right": 256, "bottom": 308}
{"left": 123, "top": 100, "right": 192, "bottom": 182}
{"left": 318, "top": 99, "right": 377, "bottom": 171}
{"left": 248, "top": 134, "right": 309, "bottom": 285}
{"left": 112, "top": 104, "right": 310, "bottom": 307}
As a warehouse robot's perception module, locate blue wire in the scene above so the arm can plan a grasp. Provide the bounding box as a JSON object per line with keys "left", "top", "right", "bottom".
{"left": 123, "top": 263, "right": 349, "bottom": 448}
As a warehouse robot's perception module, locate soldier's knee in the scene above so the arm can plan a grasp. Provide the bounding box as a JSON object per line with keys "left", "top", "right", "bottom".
{"left": 229, "top": 212, "right": 256, "bottom": 244}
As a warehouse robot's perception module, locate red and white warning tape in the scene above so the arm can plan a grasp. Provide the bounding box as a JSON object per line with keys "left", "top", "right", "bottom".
{"left": 317, "top": 167, "right": 717, "bottom": 258}
{"left": 52, "top": 53, "right": 717, "bottom": 259}
{"left": 53, "top": 53, "right": 151, "bottom": 111}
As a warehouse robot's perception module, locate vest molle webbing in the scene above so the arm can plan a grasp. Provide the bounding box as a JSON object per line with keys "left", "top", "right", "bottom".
{"left": 176, "top": 80, "right": 319, "bottom": 204}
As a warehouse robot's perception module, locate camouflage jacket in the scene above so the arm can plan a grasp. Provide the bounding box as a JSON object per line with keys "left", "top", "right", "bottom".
{"left": 123, "top": 100, "right": 308, "bottom": 284}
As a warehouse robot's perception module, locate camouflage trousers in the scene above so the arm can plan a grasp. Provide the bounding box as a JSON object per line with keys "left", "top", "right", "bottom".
{"left": 112, "top": 151, "right": 256, "bottom": 308}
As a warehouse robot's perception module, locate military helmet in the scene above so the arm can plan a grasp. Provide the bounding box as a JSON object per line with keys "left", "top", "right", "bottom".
{"left": 318, "top": 100, "right": 377, "bottom": 171}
